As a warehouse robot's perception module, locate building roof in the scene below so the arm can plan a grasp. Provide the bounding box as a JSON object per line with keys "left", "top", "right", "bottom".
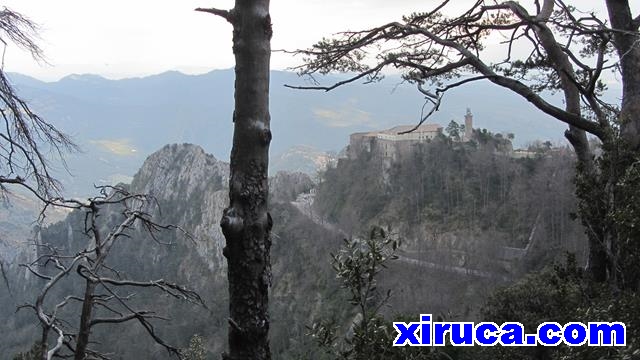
{"left": 383, "top": 123, "right": 443, "bottom": 134}
{"left": 352, "top": 123, "right": 443, "bottom": 138}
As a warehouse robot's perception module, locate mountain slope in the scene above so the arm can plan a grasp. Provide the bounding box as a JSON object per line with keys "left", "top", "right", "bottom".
{"left": 0, "top": 144, "right": 343, "bottom": 359}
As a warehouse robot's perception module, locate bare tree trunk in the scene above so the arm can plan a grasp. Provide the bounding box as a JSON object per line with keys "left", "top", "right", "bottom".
{"left": 74, "top": 281, "right": 96, "bottom": 360}
{"left": 199, "top": 1, "right": 273, "bottom": 359}
{"left": 40, "top": 327, "right": 48, "bottom": 360}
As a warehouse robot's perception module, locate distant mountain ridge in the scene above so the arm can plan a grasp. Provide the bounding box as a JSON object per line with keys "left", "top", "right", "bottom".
{"left": 271, "top": 145, "right": 338, "bottom": 175}
{"left": 9, "top": 69, "right": 576, "bottom": 196}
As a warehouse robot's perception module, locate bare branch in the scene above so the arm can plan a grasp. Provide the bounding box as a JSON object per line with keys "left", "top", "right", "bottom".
{"left": 46, "top": 325, "right": 64, "bottom": 360}
{"left": 90, "top": 311, "right": 157, "bottom": 326}
{"left": 0, "top": 9, "right": 77, "bottom": 202}
{"left": 195, "top": 7, "right": 235, "bottom": 24}
{"left": 285, "top": 61, "right": 391, "bottom": 91}
{"left": 0, "top": 7, "right": 44, "bottom": 60}
{"left": 35, "top": 256, "right": 84, "bottom": 315}
{"left": 19, "top": 263, "right": 52, "bottom": 280}
{"left": 77, "top": 265, "right": 205, "bottom": 306}
{"left": 97, "top": 280, "right": 182, "bottom": 357}
{"left": 22, "top": 184, "right": 201, "bottom": 359}
{"left": 397, "top": 83, "right": 442, "bottom": 134}
{"left": 23, "top": 253, "right": 84, "bottom": 359}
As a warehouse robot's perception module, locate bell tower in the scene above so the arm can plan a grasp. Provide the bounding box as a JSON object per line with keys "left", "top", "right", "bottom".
{"left": 464, "top": 108, "right": 473, "bottom": 141}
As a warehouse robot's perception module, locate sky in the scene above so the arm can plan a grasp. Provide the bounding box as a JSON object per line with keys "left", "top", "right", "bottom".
{"left": 1, "top": 0, "right": 620, "bottom": 81}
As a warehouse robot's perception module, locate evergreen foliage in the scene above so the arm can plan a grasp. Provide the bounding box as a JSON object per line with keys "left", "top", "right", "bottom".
{"left": 12, "top": 342, "right": 41, "bottom": 360}
{"left": 477, "top": 255, "right": 640, "bottom": 359}
{"left": 308, "top": 227, "right": 465, "bottom": 360}
{"left": 181, "top": 334, "right": 209, "bottom": 360}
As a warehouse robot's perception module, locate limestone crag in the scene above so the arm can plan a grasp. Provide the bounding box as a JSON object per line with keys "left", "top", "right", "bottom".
{"left": 131, "top": 143, "right": 230, "bottom": 274}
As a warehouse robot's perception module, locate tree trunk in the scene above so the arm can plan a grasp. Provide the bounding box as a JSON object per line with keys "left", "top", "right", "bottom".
{"left": 40, "top": 327, "right": 48, "bottom": 360}
{"left": 217, "top": 1, "right": 273, "bottom": 359}
{"left": 529, "top": 0, "right": 611, "bottom": 281}
{"left": 74, "top": 281, "right": 96, "bottom": 360}
{"left": 606, "top": 0, "right": 640, "bottom": 150}
{"left": 595, "top": 0, "right": 640, "bottom": 289}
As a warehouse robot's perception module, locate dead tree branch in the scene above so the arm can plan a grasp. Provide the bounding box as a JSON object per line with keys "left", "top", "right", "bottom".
{"left": 19, "top": 185, "right": 201, "bottom": 359}
{"left": 0, "top": 8, "right": 76, "bottom": 202}
{"left": 195, "top": 7, "right": 235, "bottom": 24}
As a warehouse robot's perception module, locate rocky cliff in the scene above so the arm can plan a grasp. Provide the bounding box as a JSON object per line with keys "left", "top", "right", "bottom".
{"left": 1, "top": 143, "right": 343, "bottom": 359}
{"left": 130, "top": 143, "right": 229, "bottom": 274}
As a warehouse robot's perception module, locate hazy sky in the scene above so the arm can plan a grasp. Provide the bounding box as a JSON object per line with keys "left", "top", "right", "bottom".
{"left": 2, "top": 0, "right": 619, "bottom": 81}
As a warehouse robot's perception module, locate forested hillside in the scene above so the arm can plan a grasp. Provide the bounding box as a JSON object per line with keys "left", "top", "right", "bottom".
{"left": 316, "top": 129, "right": 586, "bottom": 275}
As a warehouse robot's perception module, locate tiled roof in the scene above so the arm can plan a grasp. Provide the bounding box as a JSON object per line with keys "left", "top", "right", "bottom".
{"left": 383, "top": 123, "right": 443, "bottom": 134}
{"left": 352, "top": 123, "right": 443, "bottom": 137}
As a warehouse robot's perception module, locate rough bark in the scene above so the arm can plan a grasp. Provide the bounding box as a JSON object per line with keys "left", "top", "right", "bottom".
{"left": 206, "top": 1, "right": 273, "bottom": 359}
{"left": 606, "top": 0, "right": 640, "bottom": 290}
{"left": 528, "top": 1, "right": 609, "bottom": 282}
{"left": 606, "top": 0, "right": 640, "bottom": 150}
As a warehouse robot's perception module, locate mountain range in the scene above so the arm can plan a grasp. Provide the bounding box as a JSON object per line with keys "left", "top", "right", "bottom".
{"left": 9, "top": 69, "right": 580, "bottom": 196}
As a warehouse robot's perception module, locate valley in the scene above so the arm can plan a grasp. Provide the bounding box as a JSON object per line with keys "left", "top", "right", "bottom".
{"left": 1, "top": 130, "right": 585, "bottom": 357}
